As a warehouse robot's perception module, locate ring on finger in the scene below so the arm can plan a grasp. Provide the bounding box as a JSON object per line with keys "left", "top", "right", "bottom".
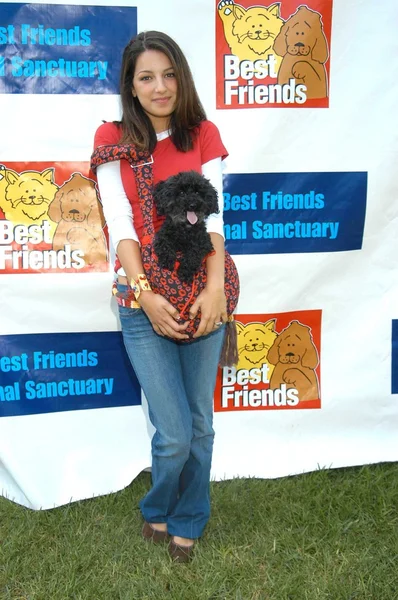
{"left": 214, "top": 321, "right": 223, "bottom": 327}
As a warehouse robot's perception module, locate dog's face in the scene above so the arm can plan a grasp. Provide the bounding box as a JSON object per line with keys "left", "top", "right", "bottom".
{"left": 285, "top": 9, "right": 321, "bottom": 57}
{"left": 154, "top": 170, "right": 219, "bottom": 227}
{"left": 273, "top": 7, "right": 328, "bottom": 63}
{"left": 277, "top": 327, "right": 307, "bottom": 365}
{"left": 267, "top": 320, "right": 319, "bottom": 370}
{"left": 59, "top": 187, "right": 87, "bottom": 223}
{"left": 48, "top": 173, "right": 105, "bottom": 227}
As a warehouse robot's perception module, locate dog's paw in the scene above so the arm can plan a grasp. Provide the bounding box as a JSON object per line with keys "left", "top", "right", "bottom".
{"left": 154, "top": 238, "right": 176, "bottom": 271}
{"left": 292, "top": 61, "right": 312, "bottom": 80}
{"left": 282, "top": 368, "right": 302, "bottom": 386}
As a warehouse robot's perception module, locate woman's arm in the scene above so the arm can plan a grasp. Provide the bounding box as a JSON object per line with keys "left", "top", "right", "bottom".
{"left": 202, "top": 157, "right": 225, "bottom": 239}
{"left": 116, "top": 240, "right": 189, "bottom": 339}
{"left": 189, "top": 232, "right": 227, "bottom": 338}
{"left": 189, "top": 158, "right": 228, "bottom": 337}
{"left": 96, "top": 163, "right": 189, "bottom": 340}
{"left": 96, "top": 161, "right": 139, "bottom": 249}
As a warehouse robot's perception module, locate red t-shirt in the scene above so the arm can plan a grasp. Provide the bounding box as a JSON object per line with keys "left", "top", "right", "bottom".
{"left": 93, "top": 120, "right": 228, "bottom": 241}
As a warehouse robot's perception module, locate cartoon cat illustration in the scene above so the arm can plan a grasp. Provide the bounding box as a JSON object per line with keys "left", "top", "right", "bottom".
{"left": 218, "top": 0, "right": 284, "bottom": 72}
{"left": 236, "top": 319, "right": 278, "bottom": 380}
{"left": 0, "top": 166, "right": 58, "bottom": 237}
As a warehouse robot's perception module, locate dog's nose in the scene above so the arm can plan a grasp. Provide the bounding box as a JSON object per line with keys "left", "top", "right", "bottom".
{"left": 286, "top": 352, "right": 295, "bottom": 356}
{"left": 295, "top": 42, "right": 305, "bottom": 47}
{"left": 255, "top": 30, "right": 261, "bottom": 35}
{"left": 29, "top": 195, "right": 36, "bottom": 200}
{"left": 69, "top": 209, "right": 80, "bottom": 214}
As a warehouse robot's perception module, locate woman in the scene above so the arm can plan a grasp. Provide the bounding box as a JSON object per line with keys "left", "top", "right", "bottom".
{"left": 92, "top": 31, "right": 231, "bottom": 563}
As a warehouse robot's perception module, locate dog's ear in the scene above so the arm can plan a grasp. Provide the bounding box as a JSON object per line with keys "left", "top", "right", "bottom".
{"left": 94, "top": 184, "right": 106, "bottom": 229}
{"left": 87, "top": 199, "right": 105, "bottom": 229}
{"left": 267, "top": 335, "right": 280, "bottom": 365}
{"left": 311, "top": 18, "right": 329, "bottom": 64}
{"left": 203, "top": 179, "right": 219, "bottom": 215}
{"left": 153, "top": 180, "right": 168, "bottom": 215}
{"left": 273, "top": 21, "right": 288, "bottom": 57}
{"left": 87, "top": 182, "right": 105, "bottom": 229}
{"left": 301, "top": 328, "right": 319, "bottom": 369}
{"left": 209, "top": 188, "right": 219, "bottom": 215}
{"left": 48, "top": 189, "right": 63, "bottom": 223}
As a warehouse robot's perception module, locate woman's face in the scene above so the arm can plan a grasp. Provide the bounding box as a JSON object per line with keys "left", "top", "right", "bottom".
{"left": 132, "top": 49, "right": 178, "bottom": 132}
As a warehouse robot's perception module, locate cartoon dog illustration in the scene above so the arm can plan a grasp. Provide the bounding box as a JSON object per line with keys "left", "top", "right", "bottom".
{"left": 48, "top": 173, "right": 108, "bottom": 266}
{"left": 267, "top": 320, "right": 320, "bottom": 401}
{"left": 236, "top": 319, "right": 277, "bottom": 379}
{"left": 273, "top": 6, "right": 329, "bottom": 99}
{"left": 218, "top": 0, "right": 284, "bottom": 72}
{"left": 0, "top": 165, "right": 58, "bottom": 237}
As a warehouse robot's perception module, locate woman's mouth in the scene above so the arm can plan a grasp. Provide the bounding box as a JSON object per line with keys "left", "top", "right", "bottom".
{"left": 153, "top": 97, "right": 171, "bottom": 104}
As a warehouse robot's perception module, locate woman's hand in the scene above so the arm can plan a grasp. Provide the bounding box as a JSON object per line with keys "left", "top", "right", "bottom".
{"left": 139, "top": 292, "right": 189, "bottom": 340}
{"left": 190, "top": 285, "right": 227, "bottom": 338}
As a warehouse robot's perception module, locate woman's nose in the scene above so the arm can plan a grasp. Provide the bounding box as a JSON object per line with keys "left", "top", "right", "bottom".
{"left": 154, "top": 76, "right": 167, "bottom": 92}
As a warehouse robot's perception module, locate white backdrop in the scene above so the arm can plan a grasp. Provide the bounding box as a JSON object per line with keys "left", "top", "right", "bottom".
{"left": 1, "top": 0, "right": 397, "bottom": 509}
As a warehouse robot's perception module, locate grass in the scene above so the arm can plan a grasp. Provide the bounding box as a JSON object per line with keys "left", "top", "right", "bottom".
{"left": 1, "top": 462, "right": 397, "bottom": 600}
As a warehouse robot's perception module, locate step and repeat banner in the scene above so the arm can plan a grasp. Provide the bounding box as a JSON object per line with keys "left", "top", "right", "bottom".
{"left": 1, "top": 0, "right": 397, "bottom": 508}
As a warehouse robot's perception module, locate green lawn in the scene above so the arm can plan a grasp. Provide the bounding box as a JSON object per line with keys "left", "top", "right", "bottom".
{"left": 1, "top": 462, "right": 397, "bottom": 599}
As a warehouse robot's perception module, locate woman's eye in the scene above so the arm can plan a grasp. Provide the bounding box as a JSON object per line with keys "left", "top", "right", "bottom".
{"left": 166, "top": 72, "right": 175, "bottom": 78}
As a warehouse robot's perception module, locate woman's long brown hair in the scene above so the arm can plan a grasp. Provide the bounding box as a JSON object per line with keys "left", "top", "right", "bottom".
{"left": 119, "top": 31, "right": 206, "bottom": 153}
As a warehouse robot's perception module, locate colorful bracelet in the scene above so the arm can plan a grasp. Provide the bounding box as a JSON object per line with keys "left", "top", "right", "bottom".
{"left": 128, "top": 274, "right": 152, "bottom": 300}
{"left": 137, "top": 274, "right": 152, "bottom": 292}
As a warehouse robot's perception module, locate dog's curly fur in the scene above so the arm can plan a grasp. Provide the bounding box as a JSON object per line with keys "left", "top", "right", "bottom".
{"left": 153, "top": 170, "right": 219, "bottom": 283}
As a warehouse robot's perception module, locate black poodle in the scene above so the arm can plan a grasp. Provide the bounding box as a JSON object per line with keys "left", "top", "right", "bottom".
{"left": 153, "top": 170, "right": 219, "bottom": 283}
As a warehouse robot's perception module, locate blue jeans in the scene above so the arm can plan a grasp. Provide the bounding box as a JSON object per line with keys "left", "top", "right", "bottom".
{"left": 117, "top": 285, "right": 225, "bottom": 539}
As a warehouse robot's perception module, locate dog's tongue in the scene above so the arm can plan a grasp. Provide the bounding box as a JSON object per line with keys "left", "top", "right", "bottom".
{"left": 187, "top": 211, "right": 198, "bottom": 225}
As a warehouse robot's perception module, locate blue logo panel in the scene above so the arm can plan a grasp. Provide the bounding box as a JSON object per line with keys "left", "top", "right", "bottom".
{"left": 392, "top": 321, "right": 398, "bottom": 394}
{"left": 0, "top": 3, "right": 137, "bottom": 94}
{"left": 223, "top": 172, "right": 368, "bottom": 255}
{"left": 0, "top": 331, "right": 141, "bottom": 417}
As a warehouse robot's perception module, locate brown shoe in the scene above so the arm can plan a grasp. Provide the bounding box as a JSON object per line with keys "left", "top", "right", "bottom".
{"left": 142, "top": 521, "right": 169, "bottom": 543}
{"left": 168, "top": 538, "right": 195, "bottom": 563}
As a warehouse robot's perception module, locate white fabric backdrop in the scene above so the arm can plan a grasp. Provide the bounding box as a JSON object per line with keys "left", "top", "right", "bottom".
{"left": 0, "top": 0, "right": 397, "bottom": 509}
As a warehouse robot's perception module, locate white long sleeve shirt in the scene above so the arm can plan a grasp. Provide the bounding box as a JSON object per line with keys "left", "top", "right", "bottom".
{"left": 96, "top": 131, "right": 225, "bottom": 265}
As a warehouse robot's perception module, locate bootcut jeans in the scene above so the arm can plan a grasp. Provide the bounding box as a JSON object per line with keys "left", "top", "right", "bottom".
{"left": 117, "top": 283, "right": 225, "bottom": 539}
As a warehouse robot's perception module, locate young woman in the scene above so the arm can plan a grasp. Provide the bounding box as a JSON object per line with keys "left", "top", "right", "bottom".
{"left": 92, "top": 31, "right": 231, "bottom": 563}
